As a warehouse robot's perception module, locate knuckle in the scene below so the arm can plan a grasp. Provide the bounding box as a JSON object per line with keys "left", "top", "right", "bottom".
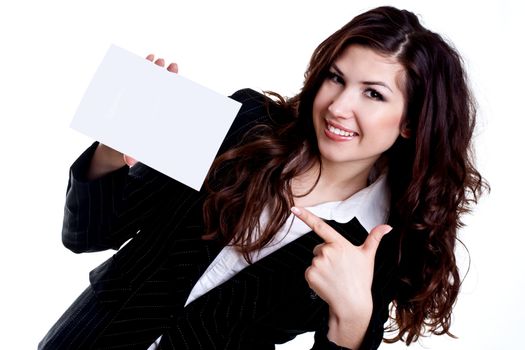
{"left": 368, "top": 233, "right": 383, "bottom": 247}
{"left": 305, "top": 266, "right": 313, "bottom": 282}
{"left": 312, "top": 219, "right": 325, "bottom": 233}
{"left": 310, "top": 256, "right": 324, "bottom": 269}
{"left": 305, "top": 266, "right": 320, "bottom": 285}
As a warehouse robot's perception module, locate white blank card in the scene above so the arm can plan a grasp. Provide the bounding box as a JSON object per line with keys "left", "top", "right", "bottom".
{"left": 71, "top": 44, "right": 242, "bottom": 190}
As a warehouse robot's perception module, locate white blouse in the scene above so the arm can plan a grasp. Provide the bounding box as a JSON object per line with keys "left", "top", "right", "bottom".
{"left": 185, "top": 172, "right": 390, "bottom": 307}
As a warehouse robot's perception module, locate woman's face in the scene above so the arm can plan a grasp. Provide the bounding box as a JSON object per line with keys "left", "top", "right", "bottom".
{"left": 312, "top": 45, "right": 406, "bottom": 171}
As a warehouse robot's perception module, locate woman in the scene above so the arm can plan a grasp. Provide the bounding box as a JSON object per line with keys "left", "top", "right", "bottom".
{"left": 40, "top": 6, "right": 486, "bottom": 350}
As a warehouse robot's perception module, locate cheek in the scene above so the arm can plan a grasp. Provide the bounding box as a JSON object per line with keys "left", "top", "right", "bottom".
{"left": 366, "top": 113, "right": 403, "bottom": 143}
{"left": 385, "top": 118, "right": 403, "bottom": 141}
{"left": 385, "top": 114, "right": 403, "bottom": 134}
{"left": 312, "top": 96, "right": 327, "bottom": 130}
{"left": 313, "top": 83, "right": 334, "bottom": 111}
{"left": 380, "top": 106, "right": 404, "bottom": 135}
{"left": 312, "top": 92, "right": 326, "bottom": 115}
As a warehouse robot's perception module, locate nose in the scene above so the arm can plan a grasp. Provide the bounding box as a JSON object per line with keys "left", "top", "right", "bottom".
{"left": 327, "top": 89, "right": 356, "bottom": 119}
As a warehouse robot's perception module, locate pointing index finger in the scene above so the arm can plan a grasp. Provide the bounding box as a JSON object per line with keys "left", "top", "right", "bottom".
{"left": 291, "top": 206, "right": 343, "bottom": 243}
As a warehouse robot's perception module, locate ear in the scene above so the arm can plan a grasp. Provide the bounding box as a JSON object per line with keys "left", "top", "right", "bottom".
{"left": 400, "top": 127, "right": 411, "bottom": 138}
{"left": 400, "top": 120, "right": 411, "bottom": 138}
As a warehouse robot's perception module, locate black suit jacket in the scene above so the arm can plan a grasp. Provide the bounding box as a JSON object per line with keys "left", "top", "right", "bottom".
{"left": 62, "top": 89, "right": 399, "bottom": 349}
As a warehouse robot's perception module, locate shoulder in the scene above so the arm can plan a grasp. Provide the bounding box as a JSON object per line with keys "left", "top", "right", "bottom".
{"left": 228, "top": 88, "right": 286, "bottom": 130}
{"left": 229, "top": 88, "right": 269, "bottom": 109}
{"left": 218, "top": 88, "right": 291, "bottom": 154}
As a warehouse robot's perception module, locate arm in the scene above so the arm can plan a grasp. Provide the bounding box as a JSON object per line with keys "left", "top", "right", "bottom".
{"left": 62, "top": 141, "right": 179, "bottom": 253}
{"left": 63, "top": 85, "right": 274, "bottom": 253}
{"left": 311, "top": 285, "right": 393, "bottom": 350}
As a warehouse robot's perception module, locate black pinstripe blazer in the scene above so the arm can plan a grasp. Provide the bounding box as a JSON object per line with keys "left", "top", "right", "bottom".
{"left": 62, "top": 89, "right": 399, "bottom": 349}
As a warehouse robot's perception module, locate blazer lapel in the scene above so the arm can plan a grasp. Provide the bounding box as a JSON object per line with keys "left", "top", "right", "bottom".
{"left": 167, "top": 218, "right": 369, "bottom": 349}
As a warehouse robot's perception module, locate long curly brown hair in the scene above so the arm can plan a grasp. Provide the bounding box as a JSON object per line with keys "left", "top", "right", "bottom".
{"left": 203, "top": 6, "right": 487, "bottom": 345}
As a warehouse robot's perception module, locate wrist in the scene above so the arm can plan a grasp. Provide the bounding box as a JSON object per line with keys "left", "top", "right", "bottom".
{"left": 327, "top": 298, "right": 372, "bottom": 349}
{"left": 87, "top": 143, "right": 126, "bottom": 180}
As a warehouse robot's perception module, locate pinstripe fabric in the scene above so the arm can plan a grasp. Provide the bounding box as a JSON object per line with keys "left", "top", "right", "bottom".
{"left": 40, "top": 89, "right": 399, "bottom": 350}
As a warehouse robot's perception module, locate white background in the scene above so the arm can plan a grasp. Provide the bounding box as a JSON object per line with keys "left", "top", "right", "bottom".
{"left": 0, "top": 1, "right": 523, "bottom": 349}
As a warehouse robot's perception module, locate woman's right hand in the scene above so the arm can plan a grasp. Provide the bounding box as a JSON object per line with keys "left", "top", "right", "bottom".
{"left": 86, "top": 54, "right": 179, "bottom": 180}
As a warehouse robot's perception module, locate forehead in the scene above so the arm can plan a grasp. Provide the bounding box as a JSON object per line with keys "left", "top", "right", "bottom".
{"left": 333, "top": 45, "right": 406, "bottom": 92}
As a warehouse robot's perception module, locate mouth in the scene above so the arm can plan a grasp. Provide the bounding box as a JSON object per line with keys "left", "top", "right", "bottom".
{"left": 324, "top": 120, "right": 359, "bottom": 140}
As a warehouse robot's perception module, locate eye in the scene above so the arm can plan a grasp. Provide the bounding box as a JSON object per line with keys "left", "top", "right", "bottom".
{"left": 364, "top": 88, "right": 385, "bottom": 101}
{"left": 326, "top": 70, "right": 345, "bottom": 85}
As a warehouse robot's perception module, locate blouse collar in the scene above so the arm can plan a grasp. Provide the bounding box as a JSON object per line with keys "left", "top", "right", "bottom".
{"left": 306, "top": 172, "right": 390, "bottom": 232}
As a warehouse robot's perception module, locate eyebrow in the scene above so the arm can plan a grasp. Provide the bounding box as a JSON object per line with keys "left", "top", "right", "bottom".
{"left": 331, "top": 64, "right": 394, "bottom": 93}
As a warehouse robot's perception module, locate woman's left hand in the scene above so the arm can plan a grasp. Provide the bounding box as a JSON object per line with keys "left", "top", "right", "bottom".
{"left": 291, "top": 206, "right": 392, "bottom": 347}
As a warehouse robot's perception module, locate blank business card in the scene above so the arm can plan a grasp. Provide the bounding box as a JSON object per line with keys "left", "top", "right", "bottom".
{"left": 70, "top": 44, "right": 242, "bottom": 190}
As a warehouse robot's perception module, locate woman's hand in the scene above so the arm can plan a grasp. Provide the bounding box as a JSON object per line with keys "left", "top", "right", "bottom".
{"left": 290, "top": 206, "right": 392, "bottom": 349}
{"left": 86, "top": 54, "right": 178, "bottom": 180}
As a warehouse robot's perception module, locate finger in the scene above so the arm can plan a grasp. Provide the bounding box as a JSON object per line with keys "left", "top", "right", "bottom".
{"left": 123, "top": 154, "right": 138, "bottom": 167}
{"left": 291, "top": 206, "right": 343, "bottom": 243}
{"left": 145, "top": 54, "right": 155, "bottom": 62}
{"left": 154, "top": 58, "right": 165, "bottom": 67}
{"left": 304, "top": 265, "right": 322, "bottom": 295}
{"left": 167, "top": 62, "right": 178, "bottom": 73}
{"left": 312, "top": 243, "right": 324, "bottom": 256}
{"left": 362, "top": 224, "right": 392, "bottom": 255}
{"left": 304, "top": 265, "right": 317, "bottom": 286}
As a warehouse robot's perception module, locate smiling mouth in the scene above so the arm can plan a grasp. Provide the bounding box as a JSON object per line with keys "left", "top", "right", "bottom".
{"left": 327, "top": 124, "right": 359, "bottom": 137}
{"left": 324, "top": 120, "right": 359, "bottom": 139}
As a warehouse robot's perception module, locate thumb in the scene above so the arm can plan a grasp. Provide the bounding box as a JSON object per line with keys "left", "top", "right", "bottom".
{"left": 362, "top": 224, "right": 392, "bottom": 254}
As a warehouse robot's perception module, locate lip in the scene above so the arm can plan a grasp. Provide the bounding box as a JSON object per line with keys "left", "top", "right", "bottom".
{"left": 323, "top": 119, "right": 359, "bottom": 141}
{"left": 325, "top": 119, "right": 359, "bottom": 135}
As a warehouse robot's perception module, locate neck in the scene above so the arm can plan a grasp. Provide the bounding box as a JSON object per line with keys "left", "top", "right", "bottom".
{"left": 320, "top": 160, "right": 372, "bottom": 195}
{"left": 292, "top": 158, "right": 376, "bottom": 206}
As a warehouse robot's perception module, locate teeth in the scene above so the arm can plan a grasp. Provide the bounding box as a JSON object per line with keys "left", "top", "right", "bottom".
{"left": 328, "top": 125, "right": 356, "bottom": 137}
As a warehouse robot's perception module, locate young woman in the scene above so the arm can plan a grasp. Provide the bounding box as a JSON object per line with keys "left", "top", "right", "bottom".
{"left": 40, "top": 6, "right": 486, "bottom": 350}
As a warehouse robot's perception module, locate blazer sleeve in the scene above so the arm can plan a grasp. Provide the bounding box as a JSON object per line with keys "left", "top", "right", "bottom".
{"left": 62, "top": 88, "right": 278, "bottom": 254}
{"left": 61, "top": 141, "right": 182, "bottom": 253}
{"left": 310, "top": 303, "right": 389, "bottom": 350}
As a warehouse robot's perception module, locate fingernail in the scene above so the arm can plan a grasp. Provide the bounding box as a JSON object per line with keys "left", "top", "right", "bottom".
{"left": 291, "top": 207, "right": 301, "bottom": 215}
{"left": 383, "top": 225, "right": 393, "bottom": 234}
{"left": 123, "top": 154, "right": 136, "bottom": 167}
